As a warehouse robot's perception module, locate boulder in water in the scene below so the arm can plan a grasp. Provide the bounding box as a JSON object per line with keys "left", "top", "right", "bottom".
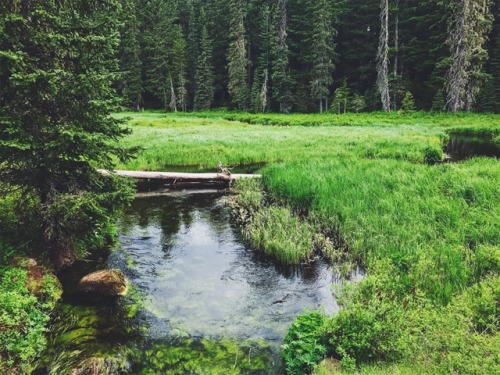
{"left": 70, "top": 357, "right": 124, "bottom": 375}
{"left": 77, "top": 269, "right": 128, "bottom": 296}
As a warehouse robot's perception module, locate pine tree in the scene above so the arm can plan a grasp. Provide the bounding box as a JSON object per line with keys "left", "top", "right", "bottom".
{"left": 194, "top": 7, "right": 215, "bottom": 111}
{"left": 119, "top": 0, "right": 143, "bottom": 110}
{"left": 400, "top": 91, "right": 416, "bottom": 113}
{"left": 271, "top": 0, "right": 294, "bottom": 113}
{"left": 251, "top": 4, "right": 272, "bottom": 113}
{"left": 227, "top": 0, "right": 249, "bottom": 109}
{"left": 0, "top": 1, "right": 135, "bottom": 270}
{"left": 310, "top": 0, "right": 335, "bottom": 113}
{"left": 142, "top": 0, "right": 187, "bottom": 110}
{"left": 431, "top": 88, "right": 446, "bottom": 112}
{"left": 332, "top": 80, "right": 351, "bottom": 114}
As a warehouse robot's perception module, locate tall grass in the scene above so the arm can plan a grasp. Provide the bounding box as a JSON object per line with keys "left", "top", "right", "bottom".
{"left": 117, "top": 112, "right": 451, "bottom": 171}
{"left": 262, "top": 158, "right": 499, "bottom": 303}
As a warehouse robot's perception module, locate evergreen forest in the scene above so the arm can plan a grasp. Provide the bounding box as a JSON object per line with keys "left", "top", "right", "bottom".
{"left": 118, "top": 0, "right": 500, "bottom": 113}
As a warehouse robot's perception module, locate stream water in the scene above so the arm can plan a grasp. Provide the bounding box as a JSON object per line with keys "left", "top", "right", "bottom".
{"left": 445, "top": 133, "right": 500, "bottom": 161}
{"left": 36, "top": 193, "right": 359, "bottom": 374}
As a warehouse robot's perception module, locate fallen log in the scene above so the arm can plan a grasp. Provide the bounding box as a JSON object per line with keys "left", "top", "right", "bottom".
{"left": 98, "top": 169, "right": 261, "bottom": 183}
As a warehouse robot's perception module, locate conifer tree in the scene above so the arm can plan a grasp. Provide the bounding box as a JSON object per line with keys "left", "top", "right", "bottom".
{"left": 194, "top": 8, "right": 215, "bottom": 111}
{"left": 227, "top": 0, "right": 249, "bottom": 109}
{"left": 0, "top": 0, "right": 135, "bottom": 270}
{"left": 143, "top": 0, "right": 187, "bottom": 110}
{"left": 271, "top": 0, "right": 294, "bottom": 113}
{"left": 251, "top": 4, "right": 272, "bottom": 112}
{"left": 310, "top": 0, "right": 335, "bottom": 113}
{"left": 119, "top": 0, "right": 143, "bottom": 110}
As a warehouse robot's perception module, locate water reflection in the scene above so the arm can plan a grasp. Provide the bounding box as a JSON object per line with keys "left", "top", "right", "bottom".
{"left": 445, "top": 133, "right": 500, "bottom": 161}
{"left": 112, "top": 194, "right": 341, "bottom": 345}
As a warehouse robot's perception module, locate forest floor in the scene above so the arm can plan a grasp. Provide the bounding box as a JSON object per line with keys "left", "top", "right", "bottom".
{"left": 117, "top": 111, "right": 499, "bottom": 374}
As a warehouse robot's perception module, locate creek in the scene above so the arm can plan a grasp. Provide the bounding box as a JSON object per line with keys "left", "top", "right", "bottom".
{"left": 36, "top": 192, "right": 360, "bottom": 374}
{"left": 445, "top": 133, "right": 500, "bottom": 161}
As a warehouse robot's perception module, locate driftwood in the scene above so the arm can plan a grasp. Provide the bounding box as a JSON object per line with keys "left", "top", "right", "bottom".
{"left": 98, "top": 169, "right": 261, "bottom": 184}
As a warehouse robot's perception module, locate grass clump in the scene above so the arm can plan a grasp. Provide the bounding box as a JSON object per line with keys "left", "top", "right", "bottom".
{"left": 246, "top": 206, "right": 315, "bottom": 264}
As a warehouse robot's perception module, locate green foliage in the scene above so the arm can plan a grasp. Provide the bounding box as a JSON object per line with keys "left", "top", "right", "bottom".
{"left": 0, "top": 267, "right": 62, "bottom": 374}
{"left": 227, "top": 0, "right": 249, "bottom": 109}
{"left": 423, "top": 145, "right": 442, "bottom": 164}
{"left": 194, "top": 8, "right": 215, "bottom": 111}
{"left": 282, "top": 311, "right": 329, "bottom": 375}
{"left": 399, "top": 91, "right": 416, "bottom": 113}
{"left": 331, "top": 80, "right": 350, "bottom": 114}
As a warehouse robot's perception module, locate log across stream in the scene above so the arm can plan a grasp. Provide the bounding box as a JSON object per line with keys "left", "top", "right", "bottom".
{"left": 99, "top": 169, "right": 261, "bottom": 188}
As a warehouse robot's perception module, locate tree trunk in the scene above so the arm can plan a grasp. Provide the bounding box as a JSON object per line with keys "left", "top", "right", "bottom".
{"left": 377, "top": 0, "right": 391, "bottom": 111}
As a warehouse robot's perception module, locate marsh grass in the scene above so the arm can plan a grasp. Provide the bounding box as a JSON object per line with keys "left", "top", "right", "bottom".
{"left": 117, "top": 112, "right": 455, "bottom": 171}
{"left": 262, "top": 158, "right": 499, "bottom": 303}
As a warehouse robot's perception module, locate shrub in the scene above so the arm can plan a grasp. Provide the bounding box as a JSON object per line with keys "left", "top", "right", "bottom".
{"left": 0, "top": 266, "right": 62, "bottom": 374}
{"left": 423, "top": 146, "right": 443, "bottom": 164}
{"left": 282, "top": 311, "right": 329, "bottom": 375}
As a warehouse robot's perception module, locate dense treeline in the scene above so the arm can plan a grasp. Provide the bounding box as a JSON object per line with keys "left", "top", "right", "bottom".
{"left": 118, "top": 0, "right": 500, "bottom": 113}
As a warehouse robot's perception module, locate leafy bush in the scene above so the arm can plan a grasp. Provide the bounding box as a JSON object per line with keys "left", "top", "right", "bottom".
{"left": 0, "top": 266, "right": 62, "bottom": 374}
{"left": 282, "top": 311, "right": 329, "bottom": 375}
{"left": 423, "top": 145, "right": 442, "bottom": 164}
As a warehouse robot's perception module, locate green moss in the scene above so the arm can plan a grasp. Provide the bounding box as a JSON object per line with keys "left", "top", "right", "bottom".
{"left": 134, "top": 338, "right": 273, "bottom": 374}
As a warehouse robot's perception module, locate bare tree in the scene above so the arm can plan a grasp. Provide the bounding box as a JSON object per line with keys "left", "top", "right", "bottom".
{"left": 377, "top": 0, "right": 391, "bottom": 111}
{"left": 169, "top": 75, "right": 177, "bottom": 112}
{"left": 446, "top": 0, "right": 493, "bottom": 112}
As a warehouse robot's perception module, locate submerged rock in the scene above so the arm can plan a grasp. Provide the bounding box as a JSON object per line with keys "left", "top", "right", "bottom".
{"left": 70, "top": 357, "right": 123, "bottom": 375}
{"left": 78, "top": 269, "right": 128, "bottom": 296}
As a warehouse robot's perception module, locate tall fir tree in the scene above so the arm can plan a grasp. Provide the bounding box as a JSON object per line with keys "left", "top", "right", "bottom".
{"left": 119, "top": 0, "right": 143, "bottom": 110}
{"left": 194, "top": 7, "right": 215, "bottom": 110}
{"left": 227, "top": 0, "right": 249, "bottom": 109}
{"left": 445, "top": 0, "right": 494, "bottom": 112}
{"left": 271, "top": 0, "right": 294, "bottom": 113}
{"left": 0, "top": 0, "right": 135, "bottom": 270}
{"left": 251, "top": 4, "right": 272, "bottom": 112}
{"left": 142, "top": 0, "right": 187, "bottom": 110}
{"left": 310, "top": 0, "right": 335, "bottom": 113}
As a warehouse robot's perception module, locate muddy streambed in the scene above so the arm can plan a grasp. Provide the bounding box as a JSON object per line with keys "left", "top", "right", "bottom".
{"left": 36, "top": 193, "right": 360, "bottom": 374}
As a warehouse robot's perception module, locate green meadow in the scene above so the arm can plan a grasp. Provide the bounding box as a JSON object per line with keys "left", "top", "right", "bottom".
{"left": 117, "top": 111, "right": 499, "bottom": 374}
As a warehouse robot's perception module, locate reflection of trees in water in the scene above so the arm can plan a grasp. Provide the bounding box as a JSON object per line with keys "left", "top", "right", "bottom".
{"left": 446, "top": 136, "right": 500, "bottom": 161}
{"left": 118, "top": 194, "right": 230, "bottom": 255}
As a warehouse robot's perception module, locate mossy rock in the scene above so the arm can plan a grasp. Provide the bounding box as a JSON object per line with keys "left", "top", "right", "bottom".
{"left": 78, "top": 269, "right": 128, "bottom": 296}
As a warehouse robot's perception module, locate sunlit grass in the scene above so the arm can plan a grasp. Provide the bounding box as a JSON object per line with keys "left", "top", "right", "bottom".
{"left": 117, "top": 112, "right": 451, "bottom": 171}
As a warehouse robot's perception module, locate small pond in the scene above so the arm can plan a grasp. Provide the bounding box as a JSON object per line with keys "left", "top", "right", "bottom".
{"left": 445, "top": 133, "right": 500, "bottom": 161}
{"left": 36, "top": 193, "right": 360, "bottom": 374}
